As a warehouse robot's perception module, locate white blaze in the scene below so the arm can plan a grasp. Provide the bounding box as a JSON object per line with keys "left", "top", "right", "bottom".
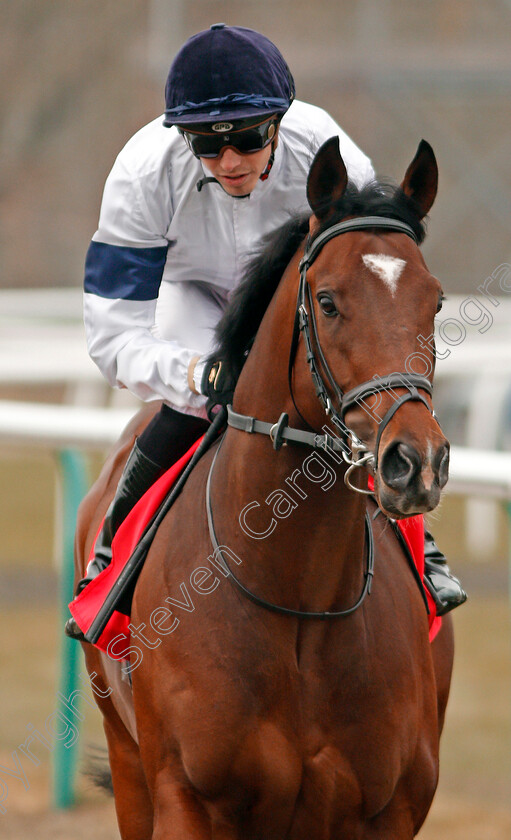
{"left": 362, "top": 253, "right": 406, "bottom": 296}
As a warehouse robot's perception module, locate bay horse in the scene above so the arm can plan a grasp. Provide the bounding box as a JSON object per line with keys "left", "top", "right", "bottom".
{"left": 77, "top": 137, "right": 454, "bottom": 839}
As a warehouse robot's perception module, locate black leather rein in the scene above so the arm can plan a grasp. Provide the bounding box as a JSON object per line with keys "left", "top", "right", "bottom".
{"left": 206, "top": 437, "right": 374, "bottom": 619}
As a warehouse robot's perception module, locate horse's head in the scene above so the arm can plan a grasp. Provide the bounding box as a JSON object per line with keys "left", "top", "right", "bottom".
{"left": 300, "top": 137, "right": 448, "bottom": 518}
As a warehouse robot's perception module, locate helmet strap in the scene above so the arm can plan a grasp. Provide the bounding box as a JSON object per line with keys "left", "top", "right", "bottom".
{"left": 196, "top": 176, "right": 219, "bottom": 192}
{"left": 259, "top": 141, "right": 276, "bottom": 182}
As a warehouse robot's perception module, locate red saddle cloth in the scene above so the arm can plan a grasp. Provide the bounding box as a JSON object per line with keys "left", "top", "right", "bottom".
{"left": 69, "top": 436, "right": 205, "bottom": 654}
{"left": 69, "top": 443, "right": 441, "bottom": 657}
{"left": 367, "top": 476, "right": 441, "bottom": 643}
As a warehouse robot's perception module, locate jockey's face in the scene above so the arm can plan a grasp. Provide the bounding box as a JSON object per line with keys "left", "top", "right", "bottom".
{"left": 179, "top": 116, "right": 279, "bottom": 196}
{"left": 200, "top": 142, "right": 275, "bottom": 196}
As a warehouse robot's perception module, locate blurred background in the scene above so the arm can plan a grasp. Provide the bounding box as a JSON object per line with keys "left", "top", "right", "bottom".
{"left": 0, "top": 1, "right": 510, "bottom": 838}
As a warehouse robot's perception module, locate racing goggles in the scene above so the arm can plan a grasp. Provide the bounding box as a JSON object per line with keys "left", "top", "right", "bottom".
{"left": 178, "top": 116, "right": 277, "bottom": 159}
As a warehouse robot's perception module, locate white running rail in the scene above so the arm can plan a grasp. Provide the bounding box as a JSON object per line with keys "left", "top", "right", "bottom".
{"left": 0, "top": 399, "right": 510, "bottom": 498}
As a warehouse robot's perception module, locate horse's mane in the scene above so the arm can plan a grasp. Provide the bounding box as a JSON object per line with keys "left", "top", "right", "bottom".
{"left": 211, "top": 180, "right": 427, "bottom": 381}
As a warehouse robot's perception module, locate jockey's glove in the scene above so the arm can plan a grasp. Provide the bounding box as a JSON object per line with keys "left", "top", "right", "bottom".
{"left": 200, "top": 359, "right": 236, "bottom": 406}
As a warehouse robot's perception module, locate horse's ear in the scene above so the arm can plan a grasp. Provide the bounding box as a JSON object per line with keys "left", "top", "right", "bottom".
{"left": 307, "top": 136, "right": 348, "bottom": 223}
{"left": 400, "top": 140, "right": 438, "bottom": 219}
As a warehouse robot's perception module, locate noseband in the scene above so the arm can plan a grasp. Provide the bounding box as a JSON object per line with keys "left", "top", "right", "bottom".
{"left": 206, "top": 215, "right": 435, "bottom": 620}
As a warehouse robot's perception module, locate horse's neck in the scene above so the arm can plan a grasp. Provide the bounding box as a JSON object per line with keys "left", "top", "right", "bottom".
{"left": 214, "top": 422, "right": 367, "bottom": 616}
{"left": 213, "top": 272, "right": 368, "bottom": 612}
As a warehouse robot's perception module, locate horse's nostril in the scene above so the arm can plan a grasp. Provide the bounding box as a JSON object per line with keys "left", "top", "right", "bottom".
{"left": 436, "top": 444, "right": 450, "bottom": 489}
{"left": 380, "top": 441, "right": 421, "bottom": 491}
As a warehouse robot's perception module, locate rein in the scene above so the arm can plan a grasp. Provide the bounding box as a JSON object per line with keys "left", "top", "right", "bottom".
{"left": 206, "top": 437, "right": 374, "bottom": 619}
{"left": 206, "top": 215, "right": 433, "bottom": 620}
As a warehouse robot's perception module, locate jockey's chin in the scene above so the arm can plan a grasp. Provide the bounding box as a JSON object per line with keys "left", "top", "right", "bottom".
{"left": 200, "top": 144, "right": 274, "bottom": 197}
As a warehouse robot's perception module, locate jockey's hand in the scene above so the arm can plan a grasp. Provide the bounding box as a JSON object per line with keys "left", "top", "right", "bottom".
{"left": 200, "top": 359, "right": 236, "bottom": 405}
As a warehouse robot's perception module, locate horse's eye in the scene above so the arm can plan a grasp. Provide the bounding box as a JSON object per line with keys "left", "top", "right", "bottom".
{"left": 436, "top": 293, "right": 445, "bottom": 314}
{"left": 317, "top": 294, "right": 338, "bottom": 317}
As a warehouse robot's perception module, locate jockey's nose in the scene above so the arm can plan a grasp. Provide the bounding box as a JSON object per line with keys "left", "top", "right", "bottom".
{"left": 218, "top": 147, "right": 244, "bottom": 169}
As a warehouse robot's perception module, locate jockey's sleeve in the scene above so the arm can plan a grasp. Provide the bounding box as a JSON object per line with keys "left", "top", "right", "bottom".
{"left": 83, "top": 150, "right": 207, "bottom": 412}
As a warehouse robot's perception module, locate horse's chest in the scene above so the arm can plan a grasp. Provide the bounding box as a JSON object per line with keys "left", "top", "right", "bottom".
{"left": 176, "top": 663, "right": 432, "bottom": 835}
{"left": 188, "top": 707, "right": 430, "bottom": 839}
{"left": 143, "top": 577, "right": 436, "bottom": 833}
{"left": 293, "top": 642, "right": 435, "bottom": 818}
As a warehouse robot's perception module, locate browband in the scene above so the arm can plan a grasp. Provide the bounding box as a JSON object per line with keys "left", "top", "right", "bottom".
{"left": 300, "top": 216, "right": 418, "bottom": 272}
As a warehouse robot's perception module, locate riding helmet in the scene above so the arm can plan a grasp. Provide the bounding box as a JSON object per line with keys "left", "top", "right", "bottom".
{"left": 163, "top": 24, "right": 295, "bottom": 127}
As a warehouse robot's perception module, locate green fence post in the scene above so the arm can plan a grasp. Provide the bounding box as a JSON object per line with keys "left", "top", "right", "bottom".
{"left": 508, "top": 502, "right": 511, "bottom": 623}
{"left": 52, "top": 449, "right": 89, "bottom": 809}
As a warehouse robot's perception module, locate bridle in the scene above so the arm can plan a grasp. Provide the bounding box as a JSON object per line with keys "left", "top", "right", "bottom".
{"left": 206, "top": 215, "right": 435, "bottom": 619}
{"left": 292, "top": 215, "right": 433, "bottom": 476}
{"left": 228, "top": 216, "right": 434, "bottom": 483}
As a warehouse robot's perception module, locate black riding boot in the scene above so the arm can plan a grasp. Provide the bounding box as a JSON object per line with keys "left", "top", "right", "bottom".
{"left": 65, "top": 405, "right": 210, "bottom": 641}
{"left": 64, "top": 440, "right": 163, "bottom": 640}
{"left": 423, "top": 530, "right": 467, "bottom": 616}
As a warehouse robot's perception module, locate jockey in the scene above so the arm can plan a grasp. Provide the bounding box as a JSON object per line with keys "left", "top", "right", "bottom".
{"left": 66, "top": 24, "right": 465, "bottom": 640}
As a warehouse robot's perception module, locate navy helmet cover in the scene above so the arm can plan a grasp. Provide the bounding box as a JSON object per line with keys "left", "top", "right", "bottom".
{"left": 163, "top": 24, "right": 295, "bottom": 127}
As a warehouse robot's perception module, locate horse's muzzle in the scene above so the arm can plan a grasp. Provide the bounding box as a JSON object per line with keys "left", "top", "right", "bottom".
{"left": 376, "top": 439, "right": 450, "bottom": 517}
